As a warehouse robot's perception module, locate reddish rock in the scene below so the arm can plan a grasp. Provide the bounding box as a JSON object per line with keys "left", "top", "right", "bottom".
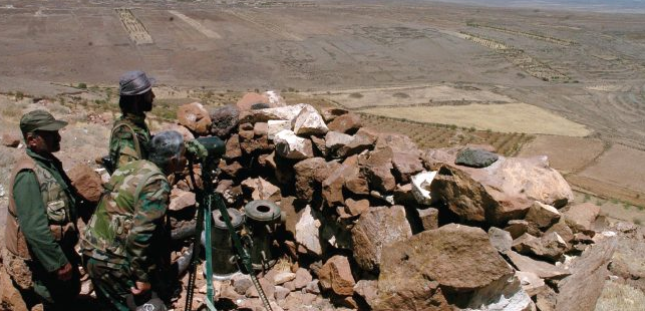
{"left": 273, "top": 272, "right": 296, "bottom": 285}
{"left": 281, "top": 292, "right": 317, "bottom": 310}
{"left": 512, "top": 233, "right": 567, "bottom": 262}
{"left": 294, "top": 157, "right": 329, "bottom": 200}
{"left": 320, "top": 107, "right": 348, "bottom": 123}
{"left": 0, "top": 266, "right": 30, "bottom": 311}
{"left": 68, "top": 164, "right": 103, "bottom": 203}
{"left": 351, "top": 206, "right": 413, "bottom": 272}
{"left": 178, "top": 102, "right": 212, "bottom": 136}
{"left": 294, "top": 268, "right": 313, "bottom": 290}
{"left": 1, "top": 133, "right": 21, "bottom": 148}
{"left": 505, "top": 219, "right": 541, "bottom": 239}
{"left": 391, "top": 151, "right": 424, "bottom": 184}
{"left": 224, "top": 134, "right": 242, "bottom": 160}
{"left": 318, "top": 255, "right": 356, "bottom": 296}
{"left": 506, "top": 251, "right": 570, "bottom": 280}
{"left": 209, "top": 104, "right": 239, "bottom": 137}
{"left": 376, "top": 224, "right": 512, "bottom": 310}
{"left": 375, "top": 132, "right": 420, "bottom": 154}
{"left": 431, "top": 156, "right": 573, "bottom": 225}
{"left": 325, "top": 131, "right": 373, "bottom": 159}
{"left": 321, "top": 166, "right": 346, "bottom": 206}
{"left": 240, "top": 134, "right": 272, "bottom": 155}
{"left": 241, "top": 177, "right": 281, "bottom": 202}
{"left": 340, "top": 198, "right": 369, "bottom": 218}
{"left": 359, "top": 147, "right": 396, "bottom": 193}
{"left": 310, "top": 135, "right": 327, "bottom": 157}
{"left": 556, "top": 237, "right": 617, "bottom": 311}
{"left": 169, "top": 188, "right": 196, "bottom": 211}
{"left": 354, "top": 280, "right": 379, "bottom": 308}
{"left": 274, "top": 286, "right": 290, "bottom": 301}
{"left": 525, "top": 201, "right": 561, "bottom": 229}
{"left": 418, "top": 207, "right": 439, "bottom": 231}
{"left": 245, "top": 277, "right": 276, "bottom": 299}
{"left": 253, "top": 122, "right": 268, "bottom": 137}
{"left": 343, "top": 162, "right": 370, "bottom": 196}
{"left": 545, "top": 217, "right": 575, "bottom": 246}
{"left": 293, "top": 105, "right": 328, "bottom": 136}
{"left": 219, "top": 161, "right": 243, "bottom": 178}
{"left": 238, "top": 123, "right": 255, "bottom": 140}
{"left": 327, "top": 112, "right": 361, "bottom": 134}
{"left": 236, "top": 92, "right": 272, "bottom": 111}
{"left": 563, "top": 203, "right": 600, "bottom": 234}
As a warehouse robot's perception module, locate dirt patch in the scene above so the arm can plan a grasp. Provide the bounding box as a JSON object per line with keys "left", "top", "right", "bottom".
{"left": 517, "top": 135, "right": 605, "bottom": 174}
{"left": 577, "top": 145, "right": 645, "bottom": 195}
{"left": 359, "top": 103, "right": 591, "bottom": 136}
{"left": 320, "top": 84, "right": 513, "bottom": 109}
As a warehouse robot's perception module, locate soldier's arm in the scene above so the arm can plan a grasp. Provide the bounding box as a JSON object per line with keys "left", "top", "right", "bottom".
{"left": 110, "top": 128, "right": 141, "bottom": 168}
{"left": 13, "top": 171, "right": 69, "bottom": 273}
{"left": 126, "top": 177, "right": 170, "bottom": 283}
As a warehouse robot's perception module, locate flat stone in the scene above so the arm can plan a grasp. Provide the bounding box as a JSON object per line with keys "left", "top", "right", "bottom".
{"left": 525, "top": 201, "right": 561, "bottom": 229}
{"left": 506, "top": 251, "right": 570, "bottom": 280}
{"left": 515, "top": 271, "right": 546, "bottom": 297}
{"left": 455, "top": 147, "right": 499, "bottom": 168}
{"left": 563, "top": 203, "right": 601, "bottom": 234}
{"left": 273, "top": 272, "right": 296, "bottom": 286}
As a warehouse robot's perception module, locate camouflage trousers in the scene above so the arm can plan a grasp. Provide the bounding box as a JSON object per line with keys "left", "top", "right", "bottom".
{"left": 85, "top": 258, "right": 174, "bottom": 311}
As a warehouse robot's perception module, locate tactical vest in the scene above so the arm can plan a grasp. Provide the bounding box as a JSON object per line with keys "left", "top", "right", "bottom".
{"left": 5, "top": 155, "right": 76, "bottom": 260}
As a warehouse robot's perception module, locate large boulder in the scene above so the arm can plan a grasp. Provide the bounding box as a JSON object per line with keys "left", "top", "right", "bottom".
{"left": 555, "top": 237, "right": 617, "bottom": 311}
{"left": 563, "top": 203, "right": 600, "bottom": 234}
{"left": 274, "top": 130, "right": 314, "bottom": 160}
{"left": 209, "top": 105, "right": 239, "bottom": 137}
{"left": 178, "top": 102, "right": 212, "bottom": 136}
{"left": 68, "top": 164, "right": 103, "bottom": 203}
{"left": 376, "top": 224, "right": 514, "bottom": 309}
{"left": 351, "top": 206, "right": 413, "bottom": 272}
{"left": 431, "top": 156, "right": 574, "bottom": 225}
{"left": 235, "top": 91, "right": 286, "bottom": 111}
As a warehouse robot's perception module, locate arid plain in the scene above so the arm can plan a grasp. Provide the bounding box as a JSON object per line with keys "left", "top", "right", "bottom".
{"left": 1, "top": 0, "right": 645, "bottom": 309}
{"left": 1, "top": 0, "right": 644, "bottom": 215}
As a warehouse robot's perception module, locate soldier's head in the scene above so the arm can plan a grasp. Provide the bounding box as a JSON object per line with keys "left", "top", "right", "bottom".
{"left": 19, "top": 110, "right": 67, "bottom": 155}
{"left": 148, "top": 130, "right": 186, "bottom": 175}
{"left": 118, "top": 70, "right": 156, "bottom": 115}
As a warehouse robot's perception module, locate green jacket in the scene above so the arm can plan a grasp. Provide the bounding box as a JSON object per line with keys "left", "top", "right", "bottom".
{"left": 11, "top": 149, "right": 78, "bottom": 272}
{"left": 81, "top": 160, "right": 171, "bottom": 283}
{"left": 109, "top": 113, "right": 151, "bottom": 171}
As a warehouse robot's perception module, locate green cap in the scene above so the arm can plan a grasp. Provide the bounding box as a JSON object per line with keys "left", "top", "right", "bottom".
{"left": 19, "top": 110, "right": 68, "bottom": 134}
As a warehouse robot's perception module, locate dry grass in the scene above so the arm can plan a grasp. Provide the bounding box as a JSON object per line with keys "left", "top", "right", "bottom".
{"left": 596, "top": 280, "right": 645, "bottom": 311}
{"left": 359, "top": 103, "right": 591, "bottom": 137}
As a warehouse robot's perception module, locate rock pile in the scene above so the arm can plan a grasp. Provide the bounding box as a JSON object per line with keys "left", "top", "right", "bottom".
{"left": 147, "top": 91, "right": 619, "bottom": 310}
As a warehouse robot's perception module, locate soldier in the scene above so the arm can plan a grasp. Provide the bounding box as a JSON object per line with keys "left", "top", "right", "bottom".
{"left": 2, "top": 110, "right": 81, "bottom": 310}
{"left": 107, "top": 70, "right": 156, "bottom": 173}
{"left": 82, "top": 131, "right": 186, "bottom": 311}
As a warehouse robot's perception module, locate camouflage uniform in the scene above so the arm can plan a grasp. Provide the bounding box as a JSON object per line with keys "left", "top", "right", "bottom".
{"left": 81, "top": 160, "right": 171, "bottom": 311}
{"left": 108, "top": 114, "right": 151, "bottom": 171}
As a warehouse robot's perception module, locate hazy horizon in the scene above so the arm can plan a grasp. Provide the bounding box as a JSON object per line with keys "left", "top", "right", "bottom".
{"left": 431, "top": 0, "right": 645, "bottom": 13}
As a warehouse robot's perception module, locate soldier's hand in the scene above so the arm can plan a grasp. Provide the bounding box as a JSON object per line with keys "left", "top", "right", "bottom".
{"left": 131, "top": 281, "right": 152, "bottom": 295}
{"left": 57, "top": 263, "right": 73, "bottom": 281}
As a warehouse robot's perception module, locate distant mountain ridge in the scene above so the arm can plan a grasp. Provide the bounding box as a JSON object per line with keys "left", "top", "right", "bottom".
{"left": 431, "top": 0, "right": 645, "bottom": 13}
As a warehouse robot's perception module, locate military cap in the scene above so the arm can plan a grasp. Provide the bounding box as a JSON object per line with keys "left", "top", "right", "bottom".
{"left": 119, "top": 70, "right": 156, "bottom": 96}
{"left": 19, "top": 110, "right": 68, "bottom": 134}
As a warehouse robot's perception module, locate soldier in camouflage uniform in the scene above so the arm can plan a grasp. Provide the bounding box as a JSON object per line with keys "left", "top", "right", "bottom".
{"left": 107, "top": 70, "right": 156, "bottom": 173}
{"left": 82, "top": 131, "right": 186, "bottom": 311}
{"left": 2, "top": 110, "right": 81, "bottom": 310}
